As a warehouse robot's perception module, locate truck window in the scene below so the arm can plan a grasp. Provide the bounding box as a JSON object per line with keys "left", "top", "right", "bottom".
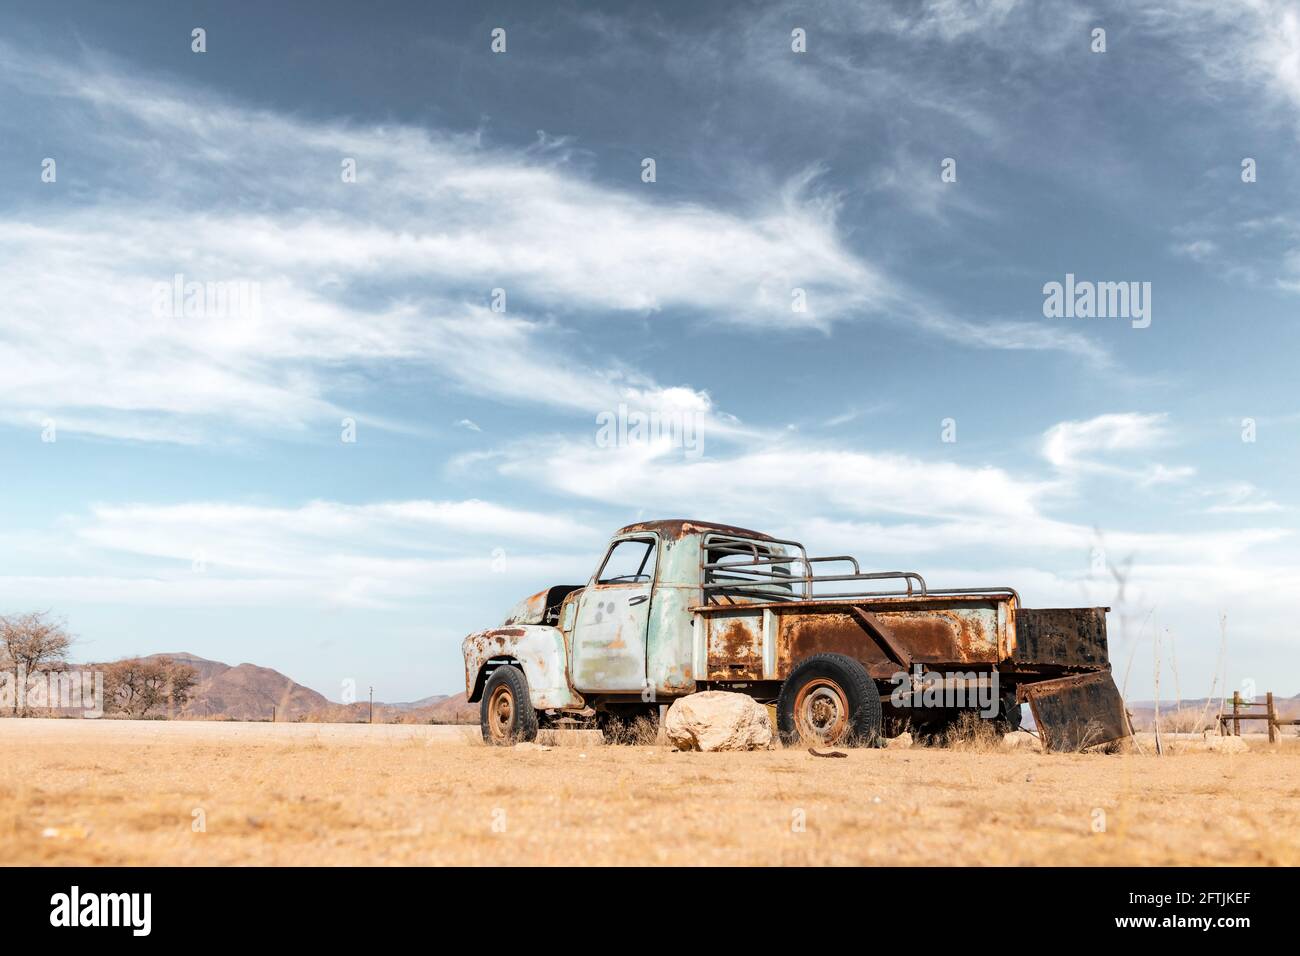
{"left": 597, "top": 538, "right": 657, "bottom": 584}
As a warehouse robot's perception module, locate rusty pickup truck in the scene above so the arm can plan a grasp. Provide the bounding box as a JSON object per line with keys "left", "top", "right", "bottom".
{"left": 463, "top": 519, "right": 1131, "bottom": 750}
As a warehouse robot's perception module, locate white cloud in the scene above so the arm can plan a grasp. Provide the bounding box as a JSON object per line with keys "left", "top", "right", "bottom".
{"left": 1140, "top": 1, "right": 1300, "bottom": 126}
{"left": 0, "top": 38, "right": 1112, "bottom": 442}
{"left": 0, "top": 499, "right": 603, "bottom": 610}
{"left": 76, "top": 498, "right": 600, "bottom": 559}
{"left": 893, "top": 0, "right": 1024, "bottom": 43}
{"left": 1279, "top": 248, "right": 1300, "bottom": 293}
{"left": 1202, "top": 482, "right": 1285, "bottom": 514}
{"left": 1040, "top": 412, "right": 1187, "bottom": 486}
{"left": 0, "top": 42, "right": 882, "bottom": 440}
{"left": 482, "top": 433, "right": 1284, "bottom": 564}
{"left": 492, "top": 437, "right": 1052, "bottom": 527}
{"left": 453, "top": 434, "right": 1300, "bottom": 696}
{"left": 1172, "top": 239, "right": 1219, "bottom": 262}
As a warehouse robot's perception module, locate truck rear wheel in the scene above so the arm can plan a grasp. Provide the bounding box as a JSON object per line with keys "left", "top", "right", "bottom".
{"left": 480, "top": 666, "right": 539, "bottom": 745}
{"left": 778, "top": 653, "right": 881, "bottom": 747}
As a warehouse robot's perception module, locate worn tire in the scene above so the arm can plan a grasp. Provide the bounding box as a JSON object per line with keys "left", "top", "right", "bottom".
{"left": 480, "top": 666, "right": 539, "bottom": 745}
{"left": 777, "top": 653, "right": 882, "bottom": 747}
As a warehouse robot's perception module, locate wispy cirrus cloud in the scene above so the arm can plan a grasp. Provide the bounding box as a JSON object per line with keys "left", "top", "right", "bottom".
{"left": 0, "top": 40, "right": 876, "bottom": 442}
{"left": 1040, "top": 412, "right": 1194, "bottom": 485}
{"left": 0, "top": 499, "right": 604, "bottom": 610}
{"left": 461, "top": 427, "right": 1294, "bottom": 636}
{"left": 0, "top": 36, "right": 1111, "bottom": 443}
{"left": 1137, "top": 0, "right": 1300, "bottom": 122}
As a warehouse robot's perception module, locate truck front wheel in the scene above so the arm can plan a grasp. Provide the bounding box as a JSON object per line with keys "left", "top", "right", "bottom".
{"left": 777, "top": 653, "right": 882, "bottom": 747}
{"left": 480, "top": 666, "right": 539, "bottom": 745}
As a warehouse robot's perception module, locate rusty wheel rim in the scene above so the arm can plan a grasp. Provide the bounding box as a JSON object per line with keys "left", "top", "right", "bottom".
{"left": 487, "top": 683, "right": 515, "bottom": 741}
{"left": 794, "top": 678, "right": 849, "bottom": 742}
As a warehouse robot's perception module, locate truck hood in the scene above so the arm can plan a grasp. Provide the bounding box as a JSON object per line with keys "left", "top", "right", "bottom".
{"left": 503, "top": 589, "right": 550, "bottom": 625}
{"left": 503, "top": 585, "right": 585, "bottom": 626}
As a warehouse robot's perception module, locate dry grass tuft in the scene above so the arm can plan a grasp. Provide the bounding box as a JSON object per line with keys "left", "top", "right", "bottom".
{"left": 941, "top": 712, "right": 1005, "bottom": 752}
{"left": 1157, "top": 708, "right": 1213, "bottom": 734}
{"left": 599, "top": 715, "right": 662, "bottom": 746}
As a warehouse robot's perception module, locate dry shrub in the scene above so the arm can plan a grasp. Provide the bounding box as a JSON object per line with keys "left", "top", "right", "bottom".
{"left": 941, "top": 712, "right": 1004, "bottom": 752}
{"left": 1157, "top": 708, "right": 1211, "bottom": 734}
{"left": 600, "top": 715, "right": 662, "bottom": 746}
{"left": 536, "top": 727, "right": 591, "bottom": 747}
{"left": 1056, "top": 718, "right": 1132, "bottom": 754}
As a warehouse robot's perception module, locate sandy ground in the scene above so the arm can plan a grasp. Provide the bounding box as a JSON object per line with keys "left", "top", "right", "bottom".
{"left": 2, "top": 718, "right": 1297, "bottom": 866}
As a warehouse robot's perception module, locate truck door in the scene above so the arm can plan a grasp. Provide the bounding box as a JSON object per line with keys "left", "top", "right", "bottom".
{"left": 572, "top": 535, "right": 657, "bottom": 692}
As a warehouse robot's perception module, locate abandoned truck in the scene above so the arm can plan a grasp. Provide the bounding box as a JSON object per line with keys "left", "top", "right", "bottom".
{"left": 462, "top": 519, "right": 1131, "bottom": 751}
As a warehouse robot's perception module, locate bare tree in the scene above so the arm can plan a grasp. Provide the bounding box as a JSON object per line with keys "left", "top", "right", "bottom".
{"left": 0, "top": 611, "right": 73, "bottom": 715}
{"left": 103, "top": 656, "right": 198, "bottom": 719}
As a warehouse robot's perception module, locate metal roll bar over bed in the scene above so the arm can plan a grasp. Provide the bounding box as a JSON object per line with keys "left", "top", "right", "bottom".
{"left": 700, "top": 533, "right": 1020, "bottom": 607}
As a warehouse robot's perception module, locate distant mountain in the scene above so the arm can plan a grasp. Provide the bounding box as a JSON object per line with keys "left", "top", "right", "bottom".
{"left": 375, "top": 694, "right": 453, "bottom": 712}
{"left": 144, "top": 654, "right": 329, "bottom": 721}
{"left": 304, "top": 692, "right": 475, "bottom": 725}
{"left": 1124, "top": 694, "right": 1299, "bottom": 731}
{"left": 156, "top": 652, "right": 231, "bottom": 685}
{"left": 426, "top": 693, "right": 476, "bottom": 724}
{"left": 125, "top": 653, "right": 474, "bottom": 724}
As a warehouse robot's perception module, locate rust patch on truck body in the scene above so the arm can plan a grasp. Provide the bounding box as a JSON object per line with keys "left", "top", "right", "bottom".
{"left": 705, "top": 613, "right": 764, "bottom": 680}
{"left": 702, "top": 596, "right": 1007, "bottom": 676}
{"left": 462, "top": 624, "right": 583, "bottom": 711}
{"left": 618, "top": 518, "right": 776, "bottom": 542}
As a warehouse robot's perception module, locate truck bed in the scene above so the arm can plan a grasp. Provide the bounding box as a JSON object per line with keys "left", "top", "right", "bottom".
{"left": 693, "top": 593, "right": 1015, "bottom": 682}
{"left": 693, "top": 594, "right": 1131, "bottom": 750}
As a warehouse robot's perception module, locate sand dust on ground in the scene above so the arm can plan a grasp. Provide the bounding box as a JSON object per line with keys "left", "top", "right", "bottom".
{"left": 2, "top": 718, "right": 1297, "bottom": 865}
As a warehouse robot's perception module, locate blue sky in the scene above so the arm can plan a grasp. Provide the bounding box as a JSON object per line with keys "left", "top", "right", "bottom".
{"left": 2, "top": 0, "right": 1298, "bottom": 702}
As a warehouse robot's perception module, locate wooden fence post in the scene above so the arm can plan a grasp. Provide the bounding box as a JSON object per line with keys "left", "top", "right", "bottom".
{"left": 1232, "top": 690, "right": 1241, "bottom": 736}
{"left": 1267, "top": 691, "right": 1276, "bottom": 744}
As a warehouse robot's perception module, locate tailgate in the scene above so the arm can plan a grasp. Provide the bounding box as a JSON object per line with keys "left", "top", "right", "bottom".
{"left": 1022, "top": 671, "right": 1132, "bottom": 751}
{"left": 1014, "top": 607, "right": 1110, "bottom": 668}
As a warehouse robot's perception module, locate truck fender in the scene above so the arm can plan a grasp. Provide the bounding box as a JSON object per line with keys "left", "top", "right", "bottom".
{"left": 462, "top": 624, "right": 581, "bottom": 711}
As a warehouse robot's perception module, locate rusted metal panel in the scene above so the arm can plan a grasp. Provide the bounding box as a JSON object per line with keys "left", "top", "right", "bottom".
{"left": 461, "top": 625, "right": 581, "bottom": 710}
{"left": 693, "top": 595, "right": 1010, "bottom": 682}
{"left": 645, "top": 532, "right": 703, "bottom": 697}
{"left": 1000, "top": 600, "right": 1015, "bottom": 660}
{"left": 503, "top": 585, "right": 583, "bottom": 626}
{"left": 618, "top": 519, "right": 776, "bottom": 542}
{"left": 761, "top": 608, "right": 777, "bottom": 679}
{"left": 571, "top": 582, "right": 651, "bottom": 691}
{"left": 849, "top": 607, "right": 913, "bottom": 670}
{"left": 646, "top": 583, "right": 697, "bottom": 696}
{"left": 502, "top": 589, "right": 549, "bottom": 626}
{"left": 705, "top": 609, "right": 764, "bottom": 680}
{"left": 870, "top": 605, "right": 1001, "bottom": 665}
{"left": 1023, "top": 670, "right": 1131, "bottom": 751}
{"left": 1014, "top": 607, "right": 1111, "bottom": 669}
{"left": 775, "top": 609, "right": 895, "bottom": 679}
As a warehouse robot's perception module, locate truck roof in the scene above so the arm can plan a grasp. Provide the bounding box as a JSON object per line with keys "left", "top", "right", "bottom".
{"left": 615, "top": 519, "right": 777, "bottom": 541}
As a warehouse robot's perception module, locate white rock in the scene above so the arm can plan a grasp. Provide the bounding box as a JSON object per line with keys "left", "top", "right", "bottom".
{"left": 1189, "top": 734, "right": 1248, "bottom": 754}
{"left": 664, "top": 691, "right": 773, "bottom": 752}
{"left": 883, "top": 732, "right": 913, "bottom": 750}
